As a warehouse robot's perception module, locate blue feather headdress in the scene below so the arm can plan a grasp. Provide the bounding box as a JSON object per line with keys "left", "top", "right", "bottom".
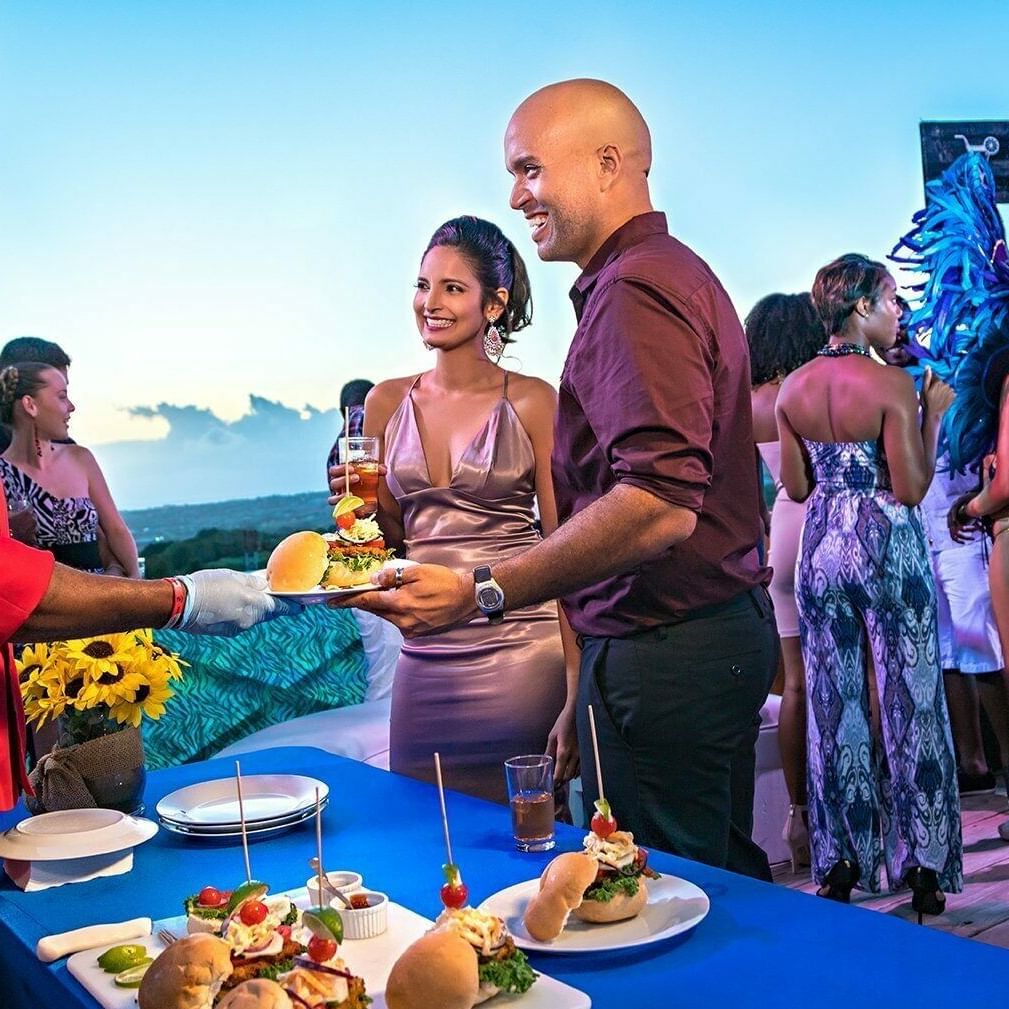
{"left": 891, "top": 152, "right": 1009, "bottom": 472}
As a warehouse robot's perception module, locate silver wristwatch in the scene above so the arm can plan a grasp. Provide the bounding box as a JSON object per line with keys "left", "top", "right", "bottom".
{"left": 473, "top": 564, "right": 505, "bottom": 625}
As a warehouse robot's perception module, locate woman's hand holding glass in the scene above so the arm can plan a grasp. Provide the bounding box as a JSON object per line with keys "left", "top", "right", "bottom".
{"left": 327, "top": 461, "right": 388, "bottom": 507}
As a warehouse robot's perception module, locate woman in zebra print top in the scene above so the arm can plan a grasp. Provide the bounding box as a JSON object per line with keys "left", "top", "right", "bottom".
{"left": 0, "top": 362, "right": 140, "bottom": 576}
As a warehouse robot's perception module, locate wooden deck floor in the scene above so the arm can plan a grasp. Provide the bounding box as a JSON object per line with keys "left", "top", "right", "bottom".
{"left": 772, "top": 790, "right": 1009, "bottom": 947}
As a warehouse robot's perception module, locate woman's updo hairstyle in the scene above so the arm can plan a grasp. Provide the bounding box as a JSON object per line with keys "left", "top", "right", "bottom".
{"left": 424, "top": 216, "right": 533, "bottom": 346}
{"left": 811, "top": 253, "right": 891, "bottom": 337}
{"left": 0, "top": 362, "right": 53, "bottom": 425}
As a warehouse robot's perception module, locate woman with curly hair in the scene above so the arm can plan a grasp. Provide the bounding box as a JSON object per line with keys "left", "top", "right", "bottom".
{"left": 746, "top": 292, "right": 824, "bottom": 871}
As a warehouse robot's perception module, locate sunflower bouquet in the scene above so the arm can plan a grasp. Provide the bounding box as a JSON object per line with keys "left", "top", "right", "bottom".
{"left": 18, "top": 631, "right": 186, "bottom": 745}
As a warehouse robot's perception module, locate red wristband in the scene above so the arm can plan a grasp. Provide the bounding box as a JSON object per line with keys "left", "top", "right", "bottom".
{"left": 162, "top": 577, "right": 187, "bottom": 629}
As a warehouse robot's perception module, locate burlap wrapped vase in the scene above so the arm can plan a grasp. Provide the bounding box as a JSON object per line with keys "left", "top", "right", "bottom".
{"left": 26, "top": 724, "right": 146, "bottom": 816}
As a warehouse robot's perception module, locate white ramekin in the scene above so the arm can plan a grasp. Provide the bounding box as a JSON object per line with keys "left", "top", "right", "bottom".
{"left": 335, "top": 889, "right": 388, "bottom": 939}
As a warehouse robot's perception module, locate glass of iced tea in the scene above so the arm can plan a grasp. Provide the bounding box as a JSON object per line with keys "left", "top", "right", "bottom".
{"left": 338, "top": 436, "right": 380, "bottom": 515}
{"left": 504, "top": 754, "right": 556, "bottom": 852}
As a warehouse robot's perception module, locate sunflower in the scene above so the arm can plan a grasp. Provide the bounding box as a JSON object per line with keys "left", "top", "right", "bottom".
{"left": 17, "top": 643, "right": 51, "bottom": 683}
{"left": 75, "top": 657, "right": 147, "bottom": 708}
{"left": 62, "top": 634, "right": 141, "bottom": 685}
{"left": 108, "top": 665, "right": 176, "bottom": 728}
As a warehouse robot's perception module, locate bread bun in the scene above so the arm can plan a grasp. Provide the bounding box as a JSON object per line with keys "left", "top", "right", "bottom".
{"left": 266, "top": 531, "right": 329, "bottom": 591}
{"left": 523, "top": 851, "right": 599, "bottom": 941}
{"left": 217, "top": 979, "right": 293, "bottom": 1009}
{"left": 138, "top": 933, "right": 233, "bottom": 1009}
{"left": 571, "top": 878, "right": 648, "bottom": 923}
{"left": 385, "top": 929, "right": 480, "bottom": 1009}
{"left": 321, "top": 554, "right": 383, "bottom": 589}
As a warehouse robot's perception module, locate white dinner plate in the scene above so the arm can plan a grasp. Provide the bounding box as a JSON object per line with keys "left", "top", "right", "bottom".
{"left": 159, "top": 801, "right": 327, "bottom": 840}
{"left": 266, "top": 558, "right": 417, "bottom": 606}
{"left": 479, "top": 872, "right": 710, "bottom": 953}
{"left": 0, "top": 809, "right": 158, "bottom": 861}
{"left": 159, "top": 798, "right": 329, "bottom": 834}
{"left": 267, "top": 583, "right": 380, "bottom": 605}
{"left": 67, "top": 887, "right": 591, "bottom": 1009}
{"left": 156, "top": 774, "right": 329, "bottom": 826}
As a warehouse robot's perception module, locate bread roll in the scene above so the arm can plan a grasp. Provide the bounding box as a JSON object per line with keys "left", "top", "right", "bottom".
{"left": 385, "top": 929, "right": 480, "bottom": 1009}
{"left": 266, "top": 531, "right": 329, "bottom": 591}
{"left": 523, "top": 851, "right": 598, "bottom": 941}
{"left": 218, "top": 979, "right": 294, "bottom": 1009}
{"left": 571, "top": 878, "right": 648, "bottom": 923}
{"left": 138, "top": 933, "right": 233, "bottom": 1009}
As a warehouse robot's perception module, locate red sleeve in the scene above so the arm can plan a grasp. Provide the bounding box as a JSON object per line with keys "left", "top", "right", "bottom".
{"left": 569, "top": 277, "right": 715, "bottom": 511}
{"left": 0, "top": 538, "right": 55, "bottom": 643}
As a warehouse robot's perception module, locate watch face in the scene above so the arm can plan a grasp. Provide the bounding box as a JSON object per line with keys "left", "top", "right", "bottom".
{"left": 478, "top": 586, "right": 503, "bottom": 610}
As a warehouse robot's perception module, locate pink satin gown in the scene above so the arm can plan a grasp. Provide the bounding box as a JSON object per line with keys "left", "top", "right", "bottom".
{"left": 384, "top": 374, "right": 566, "bottom": 803}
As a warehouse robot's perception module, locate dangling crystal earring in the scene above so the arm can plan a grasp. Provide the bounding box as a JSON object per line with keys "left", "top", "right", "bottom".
{"left": 483, "top": 322, "right": 505, "bottom": 362}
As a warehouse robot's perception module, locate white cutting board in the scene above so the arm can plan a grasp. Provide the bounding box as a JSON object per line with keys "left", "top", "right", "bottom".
{"left": 67, "top": 888, "right": 591, "bottom": 1009}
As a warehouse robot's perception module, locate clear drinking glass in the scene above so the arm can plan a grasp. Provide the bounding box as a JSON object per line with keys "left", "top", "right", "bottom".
{"left": 5, "top": 485, "right": 36, "bottom": 546}
{"left": 337, "top": 435, "right": 380, "bottom": 515}
{"left": 504, "top": 754, "right": 556, "bottom": 851}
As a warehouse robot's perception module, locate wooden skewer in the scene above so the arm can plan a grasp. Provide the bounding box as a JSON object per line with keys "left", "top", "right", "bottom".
{"left": 587, "top": 704, "right": 606, "bottom": 805}
{"left": 235, "top": 760, "right": 252, "bottom": 883}
{"left": 344, "top": 408, "right": 351, "bottom": 497}
{"left": 433, "top": 752, "right": 455, "bottom": 867}
{"left": 315, "top": 788, "right": 325, "bottom": 907}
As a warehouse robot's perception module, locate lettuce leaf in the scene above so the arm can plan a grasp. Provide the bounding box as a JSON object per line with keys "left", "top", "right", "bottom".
{"left": 255, "top": 956, "right": 294, "bottom": 981}
{"left": 183, "top": 895, "right": 227, "bottom": 920}
{"left": 478, "top": 949, "right": 537, "bottom": 994}
{"left": 584, "top": 872, "right": 640, "bottom": 903}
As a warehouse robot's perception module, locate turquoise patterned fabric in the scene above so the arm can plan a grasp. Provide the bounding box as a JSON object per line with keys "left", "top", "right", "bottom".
{"left": 143, "top": 607, "right": 368, "bottom": 770}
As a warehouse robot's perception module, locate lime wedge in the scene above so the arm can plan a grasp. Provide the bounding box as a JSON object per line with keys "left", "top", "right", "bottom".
{"left": 97, "top": 943, "right": 148, "bottom": 973}
{"left": 302, "top": 906, "right": 344, "bottom": 944}
{"left": 226, "top": 879, "right": 269, "bottom": 913}
{"left": 113, "top": 959, "right": 153, "bottom": 987}
{"left": 333, "top": 494, "right": 365, "bottom": 519}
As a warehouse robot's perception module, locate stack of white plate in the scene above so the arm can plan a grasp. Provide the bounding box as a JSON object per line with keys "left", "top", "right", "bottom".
{"left": 156, "top": 774, "right": 329, "bottom": 841}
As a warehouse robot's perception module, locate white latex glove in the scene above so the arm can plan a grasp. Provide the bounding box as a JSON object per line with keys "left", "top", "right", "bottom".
{"left": 176, "top": 570, "right": 302, "bottom": 636}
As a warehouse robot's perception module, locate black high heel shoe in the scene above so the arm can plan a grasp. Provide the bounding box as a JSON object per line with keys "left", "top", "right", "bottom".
{"left": 905, "top": 867, "right": 945, "bottom": 925}
{"left": 815, "top": 859, "right": 860, "bottom": 903}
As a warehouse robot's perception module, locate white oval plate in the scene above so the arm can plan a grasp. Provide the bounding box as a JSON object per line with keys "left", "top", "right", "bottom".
{"left": 266, "top": 558, "right": 416, "bottom": 606}
{"left": 266, "top": 583, "right": 380, "bottom": 605}
{"left": 159, "top": 802, "right": 323, "bottom": 841}
{"left": 478, "top": 872, "right": 710, "bottom": 953}
{"left": 0, "top": 808, "right": 158, "bottom": 860}
{"left": 159, "top": 799, "right": 329, "bottom": 835}
{"left": 156, "top": 774, "right": 329, "bottom": 826}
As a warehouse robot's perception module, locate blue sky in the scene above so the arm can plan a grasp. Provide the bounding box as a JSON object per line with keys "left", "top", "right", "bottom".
{"left": 2, "top": 1, "right": 1007, "bottom": 505}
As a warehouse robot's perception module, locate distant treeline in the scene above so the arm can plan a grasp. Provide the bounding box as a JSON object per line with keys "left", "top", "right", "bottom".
{"left": 142, "top": 525, "right": 325, "bottom": 578}
{"left": 123, "top": 491, "right": 331, "bottom": 549}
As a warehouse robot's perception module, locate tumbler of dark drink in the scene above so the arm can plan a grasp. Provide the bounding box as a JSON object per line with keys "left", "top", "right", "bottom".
{"left": 504, "top": 754, "right": 555, "bottom": 852}
{"left": 338, "top": 436, "right": 380, "bottom": 515}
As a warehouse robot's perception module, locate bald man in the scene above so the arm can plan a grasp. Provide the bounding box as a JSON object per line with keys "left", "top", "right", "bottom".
{"left": 339, "top": 80, "right": 776, "bottom": 879}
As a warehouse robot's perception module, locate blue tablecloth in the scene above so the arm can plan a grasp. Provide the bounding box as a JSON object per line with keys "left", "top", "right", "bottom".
{"left": 1, "top": 747, "right": 1005, "bottom": 1007}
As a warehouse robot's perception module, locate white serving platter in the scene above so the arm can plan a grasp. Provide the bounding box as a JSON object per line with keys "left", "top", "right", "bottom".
{"left": 0, "top": 809, "right": 158, "bottom": 861}
{"left": 479, "top": 873, "right": 710, "bottom": 953}
{"left": 156, "top": 774, "right": 329, "bottom": 826}
{"left": 67, "top": 887, "right": 591, "bottom": 1009}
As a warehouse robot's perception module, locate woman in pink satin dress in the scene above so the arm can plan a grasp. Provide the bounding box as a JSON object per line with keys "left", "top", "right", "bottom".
{"left": 333, "top": 217, "right": 577, "bottom": 803}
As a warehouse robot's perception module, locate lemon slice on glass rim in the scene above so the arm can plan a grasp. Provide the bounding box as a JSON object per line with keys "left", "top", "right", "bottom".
{"left": 332, "top": 495, "right": 365, "bottom": 521}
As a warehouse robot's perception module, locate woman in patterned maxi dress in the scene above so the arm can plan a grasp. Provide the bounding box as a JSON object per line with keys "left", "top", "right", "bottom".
{"left": 776, "top": 254, "right": 962, "bottom": 913}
